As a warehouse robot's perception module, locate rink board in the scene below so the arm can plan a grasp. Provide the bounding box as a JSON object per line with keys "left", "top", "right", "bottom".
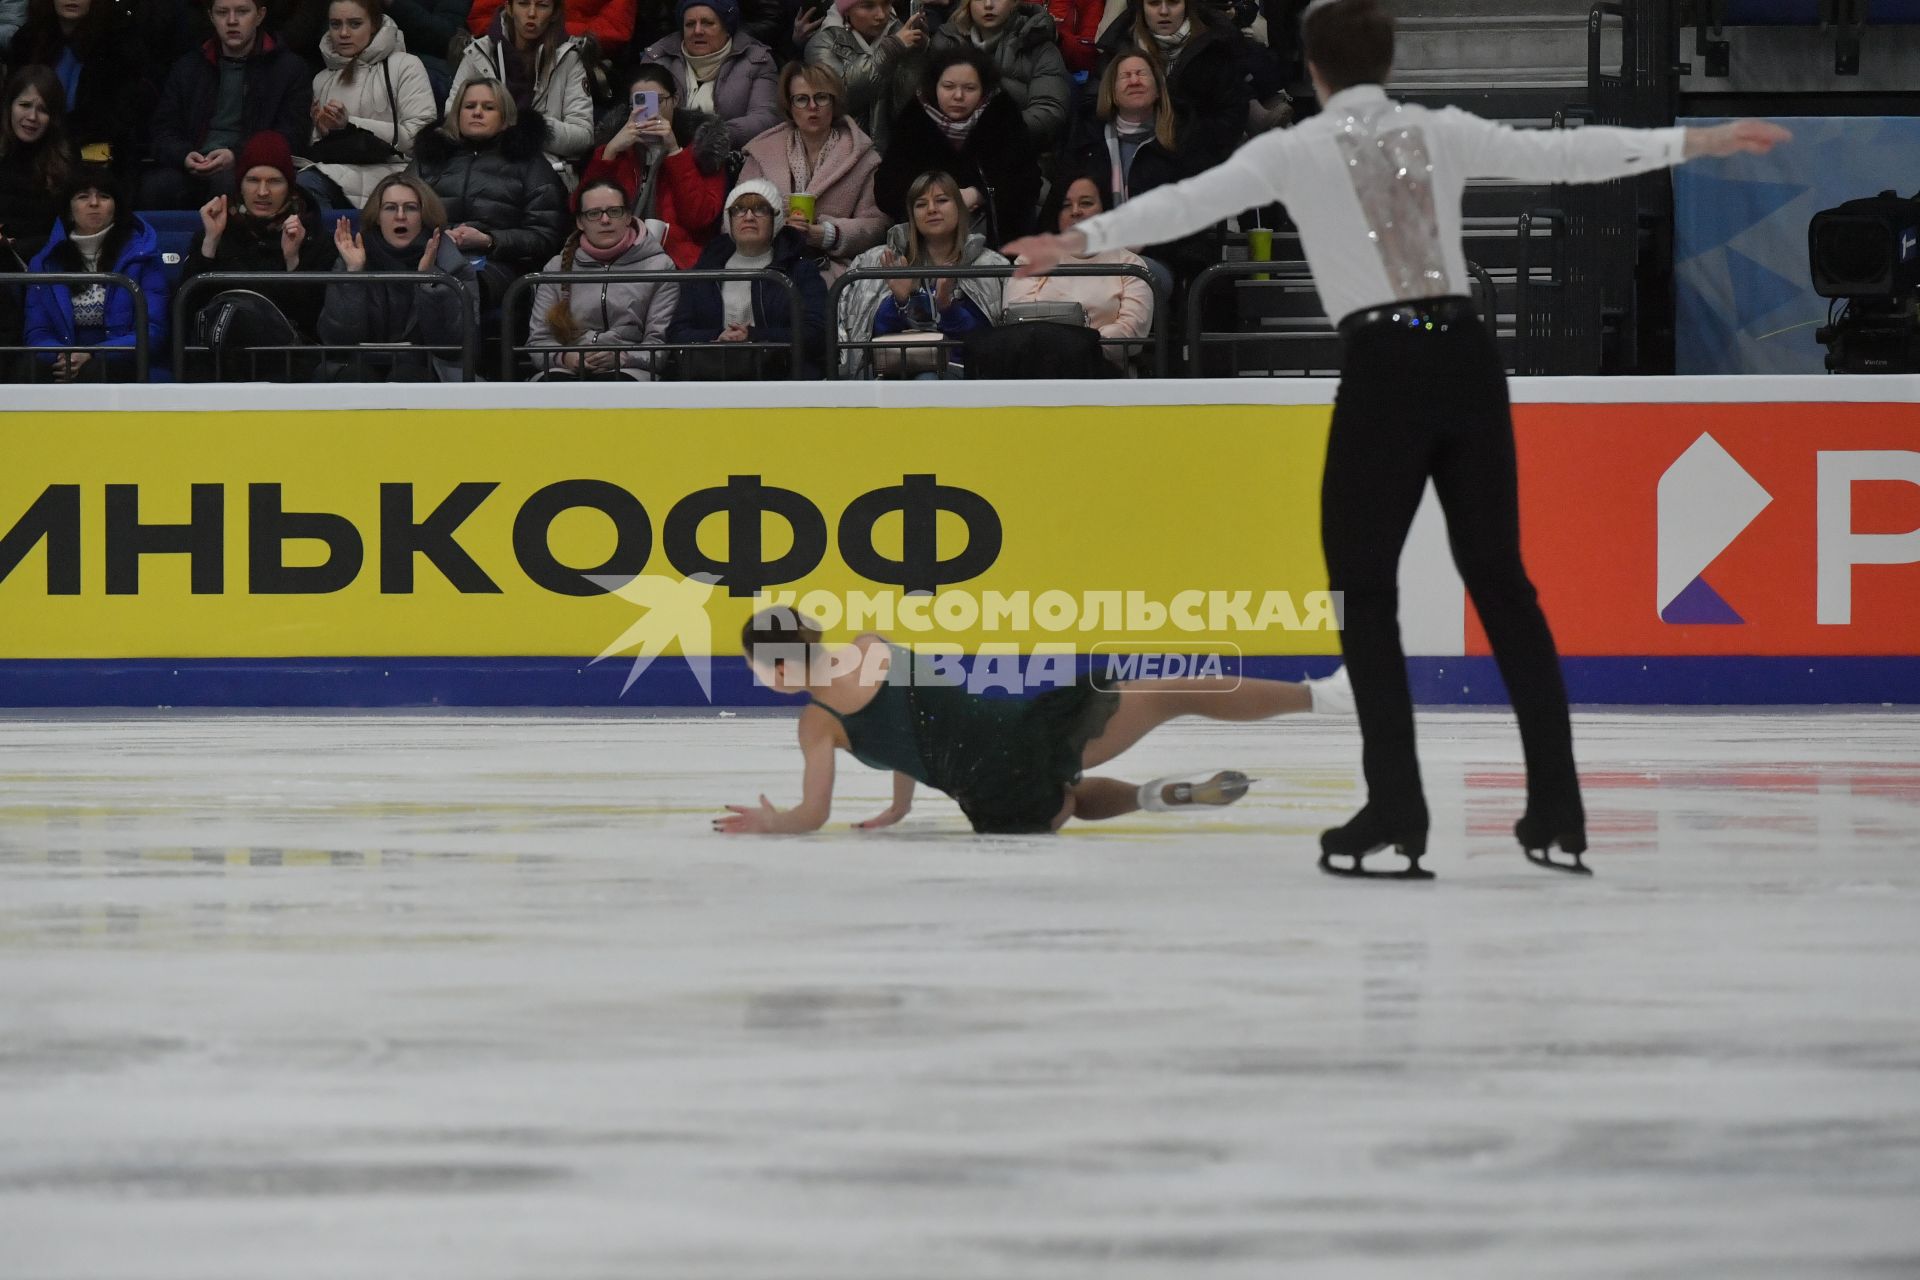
{"left": 2, "top": 378, "right": 1916, "bottom": 706}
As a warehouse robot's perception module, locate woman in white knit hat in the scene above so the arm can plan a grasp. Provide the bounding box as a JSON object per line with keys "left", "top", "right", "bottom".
{"left": 666, "top": 176, "right": 829, "bottom": 378}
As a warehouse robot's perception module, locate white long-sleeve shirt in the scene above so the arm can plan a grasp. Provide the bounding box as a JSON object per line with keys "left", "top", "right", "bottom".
{"left": 1075, "top": 84, "right": 1689, "bottom": 324}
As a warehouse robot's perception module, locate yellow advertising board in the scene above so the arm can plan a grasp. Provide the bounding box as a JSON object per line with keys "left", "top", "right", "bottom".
{"left": 3, "top": 404, "right": 1337, "bottom": 660}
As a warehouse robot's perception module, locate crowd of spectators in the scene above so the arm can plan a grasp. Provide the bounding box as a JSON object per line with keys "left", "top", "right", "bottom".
{"left": 0, "top": 0, "right": 1307, "bottom": 380}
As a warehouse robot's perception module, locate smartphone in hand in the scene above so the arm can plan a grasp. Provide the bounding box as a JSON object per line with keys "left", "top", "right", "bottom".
{"left": 631, "top": 90, "right": 659, "bottom": 123}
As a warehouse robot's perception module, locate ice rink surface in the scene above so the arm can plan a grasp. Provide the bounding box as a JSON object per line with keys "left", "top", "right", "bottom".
{"left": 2, "top": 707, "right": 1918, "bottom": 1279}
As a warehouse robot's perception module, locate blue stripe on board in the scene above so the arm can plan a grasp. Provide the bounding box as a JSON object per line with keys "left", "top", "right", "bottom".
{"left": 1, "top": 656, "right": 1917, "bottom": 708}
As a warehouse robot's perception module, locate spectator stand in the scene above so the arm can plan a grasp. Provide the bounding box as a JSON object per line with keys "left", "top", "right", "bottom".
{"left": 824, "top": 262, "right": 1171, "bottom": 380}
{"left": 498, "top": 269, "right": 810, "bottom": 382}
{"left": 171, "top": 269, "right": 479, "bottom": 381}
{"left": 0, "top": 272, "right": 151, "bottom": 383}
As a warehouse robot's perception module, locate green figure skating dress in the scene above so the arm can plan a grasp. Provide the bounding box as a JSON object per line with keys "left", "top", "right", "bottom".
{"left": 813, "top": 646, "right": 1121, "bottom": 834}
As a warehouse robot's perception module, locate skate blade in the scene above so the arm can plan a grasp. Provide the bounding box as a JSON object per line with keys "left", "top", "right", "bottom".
{"left": 1165, "top": 771, "right": 1253, "bottom": 808}
{"left": 1318, "top": 844, "right": 1436, "bottom": 881}
{"left": 1524, "top": 846, "right": 1593, "bottom": 876}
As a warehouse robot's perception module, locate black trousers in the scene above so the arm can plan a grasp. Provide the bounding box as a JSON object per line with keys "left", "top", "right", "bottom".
{"left": 1321, "top": 306, "right": 1582, "bottom": 828}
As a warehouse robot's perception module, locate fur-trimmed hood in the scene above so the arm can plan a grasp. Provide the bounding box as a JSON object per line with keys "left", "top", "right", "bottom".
{"left": 413, "top": 109, "right": 551, "bottom": 167}
{"left": 590, "top": 104, "right": 730, "bottom": 176}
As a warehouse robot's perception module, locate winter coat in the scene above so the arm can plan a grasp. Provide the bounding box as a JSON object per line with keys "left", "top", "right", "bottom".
{"left": 872, "top": 91, "right": 1041, "bottom": 244}
{"left": 411, "top": 113, "right": 570, "bottom": 273}
{"left": 802, "top": 21, "right": 916, "bottom": 151}
{"left": 929, "top": 3, "right": 1070, "bottom": 146}
{"left": 1096, "top": 3, "right": 1248, "bottom": 172}
{"left": 23, "top": 215, "right": 170, "bottom": 359}
{"left": 736, "top": 118, "right": 886, "bottom": 283}
{"left": 180, "top": 193, "right": 338, "bottom": 336}
{"left": 466, "top": 0, "right": 643, "bottom": 58}
{"left": 1063, "top": 121, "right": 1189, "bottom": 208}
{"left": 387, "top": 0, "right": 473, "bottom": 75}
{"left": 303, "top": 22, "right": 439, "bottom": 207}
{"left": 666, "top": 226, "right": 827, "bottom": 377}
{"left": 150, "top": 35, "right": 314, "bottom": 170}
{"left": 837, "top": 223, "right": 1006, "bottom": 378}
{"left": 639, "top": 29, "right": 780, "bottom": 149}
{"left": 0, "top": 141, "right": 69, "bottom": 264}
{"left": 446, "top": 17, "right": 596, "bottom": 168}
{"left": 316, "top": 228, "right": 478, "bottom": 380}
{"left": 580, "top": 104, "right": 728, "bottom": 270}
{"left": 9, "top": 13, "right": 155, "bottom": 177}
{"left": 1045, "top": 0, "right": 1102, "bottom": 76}
{"left": 527, "top": 223, "right": 677, "bottom": 378}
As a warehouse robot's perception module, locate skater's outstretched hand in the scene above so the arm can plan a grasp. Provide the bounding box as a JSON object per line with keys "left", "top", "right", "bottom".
{"left": 1004, "top": 229, "right": 1088, "bottom": 277}
{"left": 1685, "top": 120, "right": 1792, "bottom": 158}
{"left": 714, "top": 795, "right": 779, "bottom": 834}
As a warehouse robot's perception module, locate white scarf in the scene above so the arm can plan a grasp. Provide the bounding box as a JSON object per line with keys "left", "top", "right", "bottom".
{"left": 684, "top": 39, "right": 732, "bottom": 114}
{"left": 724, "top": 245, "right": 772, "bottom": 327}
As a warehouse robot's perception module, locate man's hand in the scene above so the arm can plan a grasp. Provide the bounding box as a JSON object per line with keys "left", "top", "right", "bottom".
{"left": 1685, "top": 119, "right": 1792, "bottom": 159}
{"left": 718, "top": 322, "right": 749, "bottom": 342}
{"left": 202, "top": 148, "right": 235, "bottom": 172}
{"left": 1004, "top": 230, "right": 1085, "bottom": 276}
{"left": 198, "top": 194, "right": 228, "bottom": 251}
{"left": 280, "top": 214, "right": 306, "bottom": 269}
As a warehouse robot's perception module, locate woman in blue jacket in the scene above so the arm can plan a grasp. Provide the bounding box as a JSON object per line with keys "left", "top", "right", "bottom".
{"left": 25, "top": 166, "right": 168, "bottom": 381}
{"left": 666, "top": 177, "right": 827, "bottom": 380}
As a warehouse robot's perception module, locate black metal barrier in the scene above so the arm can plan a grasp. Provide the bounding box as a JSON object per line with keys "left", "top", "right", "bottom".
{"left": 1186, "top": 259, "right": 1503, "bottom": 378}
{"left": 172, "top": 270, "right": 478, "bottom": 382}
{"left": 0, "top": 271, "right": 150, "bottom": 383}
{"left": 825, "top": 262, "right": 1169, "bottom": 380}
{"left": 500, "top": 269, "right": 806, "bottom": 382}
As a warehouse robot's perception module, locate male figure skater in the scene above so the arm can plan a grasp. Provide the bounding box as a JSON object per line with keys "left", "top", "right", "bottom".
{"left": 1006, "top": 0, "right": 1789, "bottom": 879}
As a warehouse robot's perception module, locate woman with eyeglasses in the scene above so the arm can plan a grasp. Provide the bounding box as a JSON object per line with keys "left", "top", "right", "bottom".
{"left": 318, "top": 171, "right": 477, "bottom": 380}
{"left": 837, "top": 168, "right": 1006, "bottom": 379}
{"left": 581, "top": 62, "right": 727, "bottom": 270}
{"left": 525, "top": 176, "right": 678, "bottom": 381}
{"left": 640, "top": 0, "right": 780, "bottom": 150}
{"left": 666, "top": 177, "right": 826, "bottom": 379}
{"left": 446, "top": 0, "right": 594, "bottom": 172}
{"left": 736, "top": 61, "right": 883, "bottom": 284}
{"left": 412, "top": 76, "right": 568, "bottom": 305}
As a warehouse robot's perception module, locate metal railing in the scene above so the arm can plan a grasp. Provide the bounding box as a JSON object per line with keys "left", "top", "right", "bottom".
{"left": 172, "top": 270, "right": 478, "bottom": 382}
{"left": 0, "top": 271, "right": 151, "bottom": 382}
{"left": 825, "top": 262, "right": 1170, "bottom": 379}
{"left": 501, "top": 269, "right": 808, "bottom": 382}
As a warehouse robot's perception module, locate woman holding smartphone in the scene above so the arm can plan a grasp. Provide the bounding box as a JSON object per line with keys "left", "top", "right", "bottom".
{"left": 582, "top": 63, "right": 728, "bottom": 269}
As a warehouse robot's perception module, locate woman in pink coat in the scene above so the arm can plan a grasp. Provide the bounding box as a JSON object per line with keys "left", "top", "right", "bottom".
{"left": 736, "top": 61, "right": 885, "bottom": 284}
